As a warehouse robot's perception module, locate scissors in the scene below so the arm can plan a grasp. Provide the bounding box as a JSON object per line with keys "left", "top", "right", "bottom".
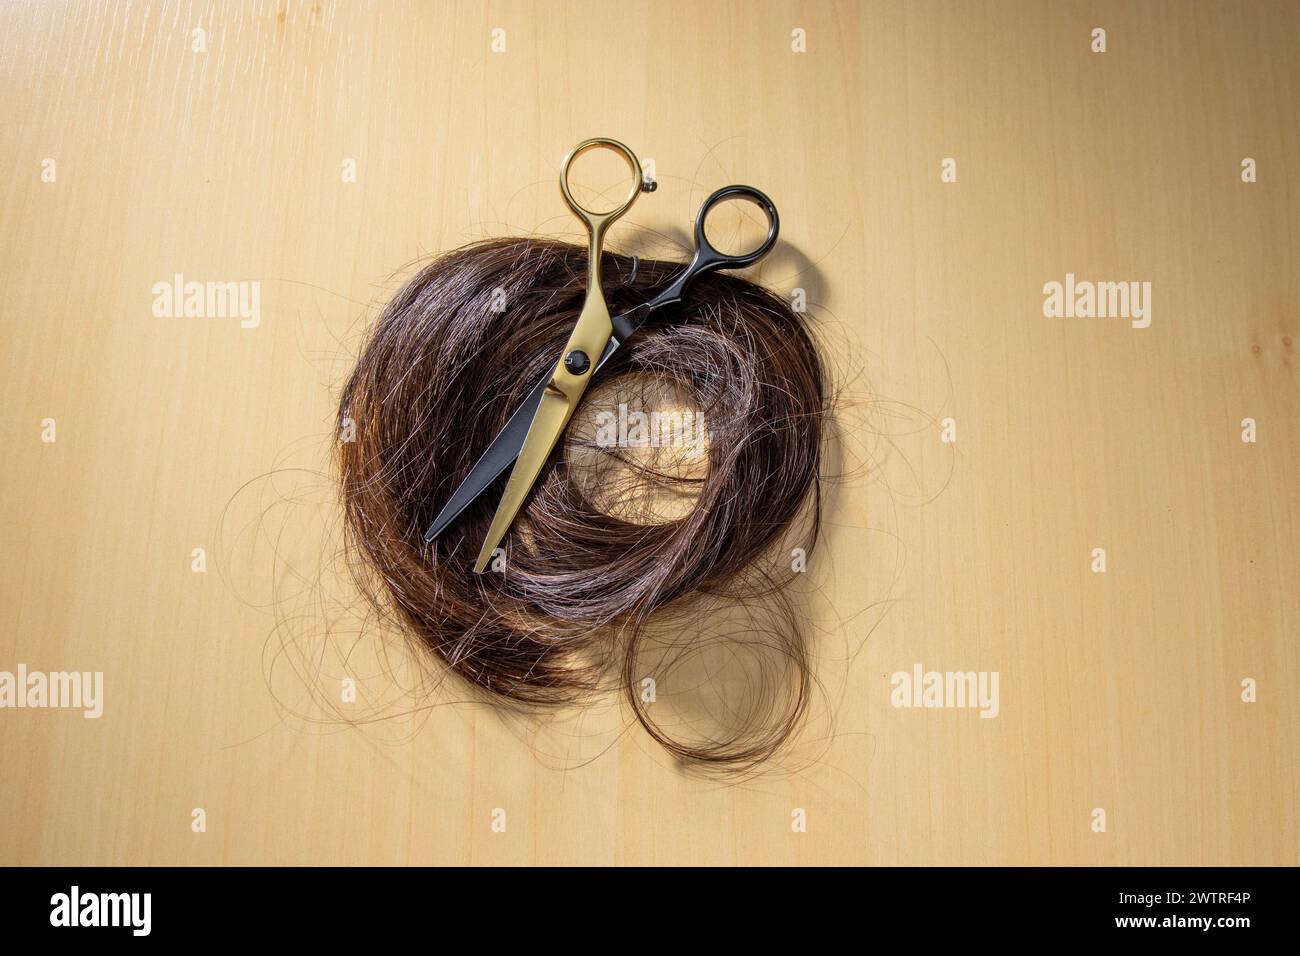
{"left": 424, "top": 137, "right": 780, "bottom": 572}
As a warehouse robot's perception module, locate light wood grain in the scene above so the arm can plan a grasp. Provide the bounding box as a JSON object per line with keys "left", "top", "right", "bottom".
{"left": 1, "top": 0, "right": 1295, "bottom": 866}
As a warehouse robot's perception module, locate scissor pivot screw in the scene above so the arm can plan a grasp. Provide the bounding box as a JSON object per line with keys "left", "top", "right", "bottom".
{"left": 564, "top": 350, "right": 591, "bottom": 375}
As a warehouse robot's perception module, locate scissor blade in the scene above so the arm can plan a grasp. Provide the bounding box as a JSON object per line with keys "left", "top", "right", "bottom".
{"left": 472, "top": 385, "right": 580, "bottom": 572}
{"left": 423, "top": 320, "right": 640, "bottom": 543}
{"left": 423, "top": 374, "right": 551, "bottom": 542}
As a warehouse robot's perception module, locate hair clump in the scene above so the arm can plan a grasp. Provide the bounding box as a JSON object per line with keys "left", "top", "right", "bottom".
{"left": 338, "top": 238, "right": 827, "bottom": 768}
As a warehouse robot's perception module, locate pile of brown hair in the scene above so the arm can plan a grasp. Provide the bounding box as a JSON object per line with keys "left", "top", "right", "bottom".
{"left": 337, "top": 238, "right": 827, "bottom": 768}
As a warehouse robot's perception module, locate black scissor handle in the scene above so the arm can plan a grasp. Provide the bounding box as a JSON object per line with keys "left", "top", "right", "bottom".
{"left": 693, "top": 184, "right": 780, "bottom": 270}
{"left": 651, "top": 185, "right": 780, "bottom": 308}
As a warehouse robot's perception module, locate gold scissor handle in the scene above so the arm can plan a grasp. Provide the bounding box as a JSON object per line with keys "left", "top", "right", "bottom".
{"left": 558, "top": 137, "right": 644, "bottom": 239}
{"left": 550, "top": 137, "right": 643, "bottom": 399}
{"left": 471, "top": 138, "right": 645, "bottom": 573}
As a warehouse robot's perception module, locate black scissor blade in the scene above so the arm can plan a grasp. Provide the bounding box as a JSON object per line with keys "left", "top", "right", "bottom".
{"left": 603, "top": 303, "right": 650, "bottom": 370}
{"left": 423, "top": 373, "right": 551, "bottom": 542}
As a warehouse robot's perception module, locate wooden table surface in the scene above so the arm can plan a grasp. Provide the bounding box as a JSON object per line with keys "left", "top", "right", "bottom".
{"left": 1, "top": 0, "right": 1296, "bottom": 866}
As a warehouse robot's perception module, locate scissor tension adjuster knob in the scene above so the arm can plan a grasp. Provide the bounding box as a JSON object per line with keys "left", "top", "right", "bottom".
{"left": 564, "top": 350, "right": 591, "bottom": 375}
